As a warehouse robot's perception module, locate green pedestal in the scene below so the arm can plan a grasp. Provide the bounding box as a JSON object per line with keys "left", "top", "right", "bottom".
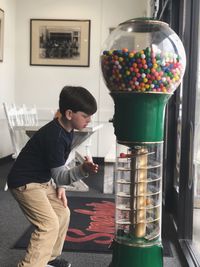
{"left": 111, "top": 92, "right": 172, "bottom": 144}
{"left": 110, "top": 241, "right": 163, "bottom": 267}
{"left": 109, "top": 92, "right": 169, "bottom": 267}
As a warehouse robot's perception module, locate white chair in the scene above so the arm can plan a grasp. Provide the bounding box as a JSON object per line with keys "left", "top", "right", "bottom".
{"left": 3, "top": 102, "right": 39, "bottom": 191}
{"left": 3, "top": 103, "right": 21, "bottom": 159}
{"left": 22, "top": 104, "right": 39, "bottom": 126}
{"left": 3, "top": 103, "right": 39, "bottom": 157}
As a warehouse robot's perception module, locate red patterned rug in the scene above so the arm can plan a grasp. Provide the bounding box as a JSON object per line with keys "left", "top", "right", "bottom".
{"left": 65, "top": 196, "right": 115, "bottom": 252}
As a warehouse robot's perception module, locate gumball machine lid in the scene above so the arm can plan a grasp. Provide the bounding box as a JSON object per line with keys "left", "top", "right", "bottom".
{"left": 119, "top": 17, "right": 168, "bottom": 31}
{"left": 101, "top": 18, "right": 186, "bottom": 94}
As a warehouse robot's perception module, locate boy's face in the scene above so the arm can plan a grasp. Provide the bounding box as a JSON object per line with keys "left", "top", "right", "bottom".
{"left": 70, "top": 111, "right": 91, "bottom": 130}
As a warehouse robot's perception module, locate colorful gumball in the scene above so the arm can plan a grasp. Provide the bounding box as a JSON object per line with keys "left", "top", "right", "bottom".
{"left": 101, "top": 46, "right": 185, "bottom": 93}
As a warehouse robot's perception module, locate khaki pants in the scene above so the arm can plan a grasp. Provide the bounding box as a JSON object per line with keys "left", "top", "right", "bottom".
{"left": 11, "top": 180, "right": 70, "bottom": 267}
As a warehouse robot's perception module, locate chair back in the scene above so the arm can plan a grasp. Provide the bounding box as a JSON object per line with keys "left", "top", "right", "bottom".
{"left": 2, "top": 102, "right": 38, "bottom": 158}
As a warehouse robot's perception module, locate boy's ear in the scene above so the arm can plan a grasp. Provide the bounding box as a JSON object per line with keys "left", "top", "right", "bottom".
{"left": 65, "top": 109, "right": 73, "bottom": 120}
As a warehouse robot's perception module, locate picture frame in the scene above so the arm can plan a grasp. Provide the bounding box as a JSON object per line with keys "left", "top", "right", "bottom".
{"left": 30, "top": 19, "right": 91, "bottom": 67}
{"left": 0, "top": 8, "right": 4, "bottom": 62}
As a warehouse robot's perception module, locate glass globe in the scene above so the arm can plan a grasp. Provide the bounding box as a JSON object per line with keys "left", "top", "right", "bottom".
{"left": 101, "top": 18, "right": 186, "bottom": 93}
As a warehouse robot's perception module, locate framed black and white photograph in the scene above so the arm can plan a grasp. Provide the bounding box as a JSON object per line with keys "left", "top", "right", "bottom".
{"left": 30, "top": 19, "right": 90, "bottom": 67}
{"left": 0, "top": 8, "right": 4, "bottom": 62}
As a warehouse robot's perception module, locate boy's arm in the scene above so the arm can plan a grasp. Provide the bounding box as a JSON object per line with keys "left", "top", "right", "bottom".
{"left": 50, "top": 164, "right": 89, "bottom": 187}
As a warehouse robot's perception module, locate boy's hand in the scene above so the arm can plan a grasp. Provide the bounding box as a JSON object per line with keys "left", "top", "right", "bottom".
{"left": 57, "top": 187, "right": 67, "bottom": 208}
{"left": 82, "top": 156, "right": 99, "bottom": 174}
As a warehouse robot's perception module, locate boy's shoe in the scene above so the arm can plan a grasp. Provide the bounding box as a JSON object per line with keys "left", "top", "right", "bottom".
{"left": 47, "top": 258, "right": 72, "bottom": 267}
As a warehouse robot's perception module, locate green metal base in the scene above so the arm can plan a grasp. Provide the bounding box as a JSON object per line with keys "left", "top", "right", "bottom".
{"left": 109, "top": 241, "right": 163, "bottom": 267}
{"left": 110, "top": 92, "right": 171, "bottom": 143}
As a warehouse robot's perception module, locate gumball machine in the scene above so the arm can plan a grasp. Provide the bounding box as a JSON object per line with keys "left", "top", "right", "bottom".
{"left": 100, "top": 18, "right": 186, "bottom": 267}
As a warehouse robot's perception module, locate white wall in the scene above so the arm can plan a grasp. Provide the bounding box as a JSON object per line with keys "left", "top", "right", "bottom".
{"left": 0, "top": 0, "right": 151, "bottom": 158}
{"left": 0, "top": 0, "right": 16, "bottom": 157}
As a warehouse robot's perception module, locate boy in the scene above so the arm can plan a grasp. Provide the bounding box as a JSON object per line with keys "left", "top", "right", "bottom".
{"left": 7, "top": 86, "right": 99, "bottom": 267}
